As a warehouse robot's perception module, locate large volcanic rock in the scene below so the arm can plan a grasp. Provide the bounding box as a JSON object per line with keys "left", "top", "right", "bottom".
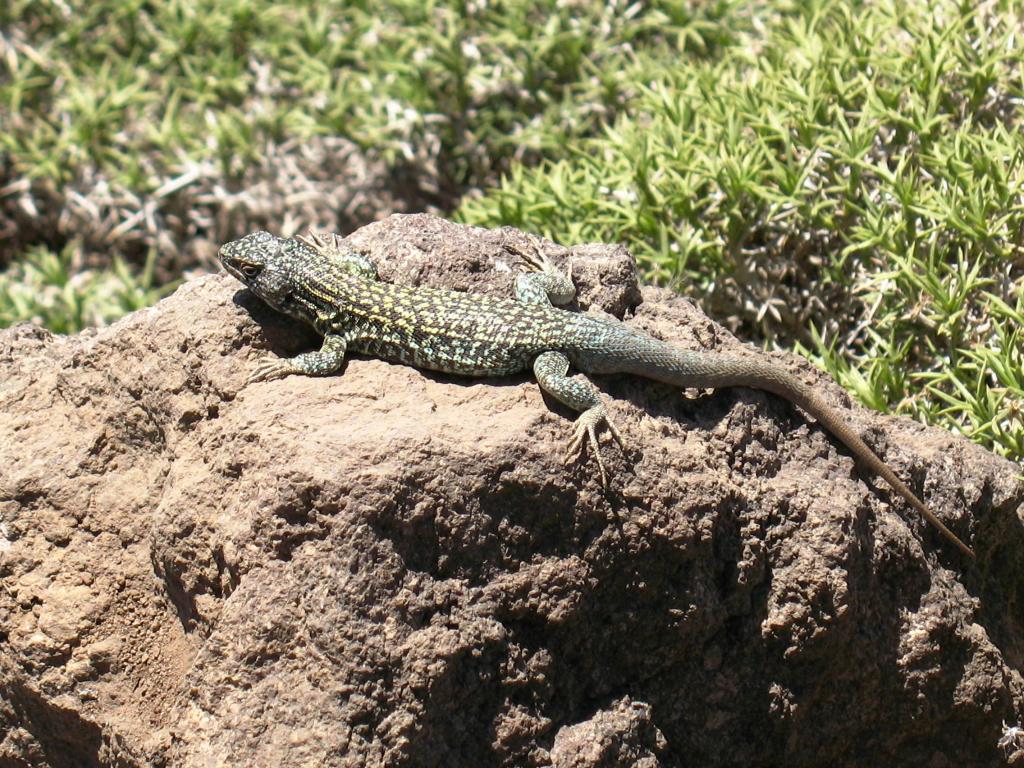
{"left": 1, "top": 214, "right": 1022, "bottom": 767}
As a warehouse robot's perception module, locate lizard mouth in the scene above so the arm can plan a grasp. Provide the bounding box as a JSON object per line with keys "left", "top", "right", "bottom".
{"left": 220, "top": 260, "right": 243, "bottom": 282}
{"left": 219, "top": 252, "right": 259, "bottom": 283}
{"left": 218, "top": 248, "right": 242, "bottom": 278}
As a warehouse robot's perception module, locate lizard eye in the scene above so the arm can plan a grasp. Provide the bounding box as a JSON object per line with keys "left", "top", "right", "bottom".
{"left": 241, "top": 264, "right": 262, "bottom": 279}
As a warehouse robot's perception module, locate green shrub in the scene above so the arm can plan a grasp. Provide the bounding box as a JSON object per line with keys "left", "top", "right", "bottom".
{"left": 458, "top": 0, "right": 1024, "bottom": 461}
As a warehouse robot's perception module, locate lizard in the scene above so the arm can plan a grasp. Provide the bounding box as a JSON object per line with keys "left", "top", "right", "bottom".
{"left": 218, "top": 229, "right": 974, "bottom": 559}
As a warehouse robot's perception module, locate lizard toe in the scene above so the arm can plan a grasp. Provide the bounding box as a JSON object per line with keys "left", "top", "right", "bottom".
{"left": 564, "top": 408, "right": 616, "bottom": 487}
{"left": 247, "top": 358, "right": 295, "bottom": 384}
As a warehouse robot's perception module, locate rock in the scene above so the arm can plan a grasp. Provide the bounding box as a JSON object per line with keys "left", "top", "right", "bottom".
{"left": 1, "top": 213, "right": 1022, "bottom": 767}
{"left": 550, "top": 697, "right": 666, "bottom": 767}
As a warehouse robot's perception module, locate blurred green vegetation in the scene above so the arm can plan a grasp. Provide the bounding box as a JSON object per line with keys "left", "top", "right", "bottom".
{"left": 0, "top": 245, "right": 171, "bottom": 333}
{"left": 1, "top": 0, "right": 1022, "bottom": 461}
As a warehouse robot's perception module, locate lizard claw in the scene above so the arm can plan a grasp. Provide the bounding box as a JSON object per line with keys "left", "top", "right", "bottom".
{"left": 506, "top": 235, "right": 570, "bottom": 282}
{"left": 298, "top": 230, "right": 344, "bottom": 257}
{"left": 518, "top": 245, "right": 553, "bottom": 275}
{"left": 247, "top": 357, "right": 297, "bottom": 384}
{"left": 565, "top": 405, "right": 623, "bottom": 488}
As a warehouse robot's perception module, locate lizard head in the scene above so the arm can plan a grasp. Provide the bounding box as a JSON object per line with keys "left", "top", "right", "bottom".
{"left": 219, "top": 231, "right": 318, "bottom": 322}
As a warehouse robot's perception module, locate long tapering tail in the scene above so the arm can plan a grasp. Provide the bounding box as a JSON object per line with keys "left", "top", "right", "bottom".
{"left": 611, "top": 345, "right": 974, "bottom": 558}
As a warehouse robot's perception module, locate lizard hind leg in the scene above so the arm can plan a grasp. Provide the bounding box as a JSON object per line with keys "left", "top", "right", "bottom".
{"left": 533, "top": 350, "right": 624, "bottom": 487}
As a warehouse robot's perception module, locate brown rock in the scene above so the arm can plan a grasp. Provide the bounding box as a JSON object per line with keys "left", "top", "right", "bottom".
{"left": 1, "top": 213, "right": 1022, "bottom": 767}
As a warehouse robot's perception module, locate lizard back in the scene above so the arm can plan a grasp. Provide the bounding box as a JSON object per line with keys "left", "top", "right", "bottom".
{"left": 319, "top": 275, "right": 585, "bottom": 376}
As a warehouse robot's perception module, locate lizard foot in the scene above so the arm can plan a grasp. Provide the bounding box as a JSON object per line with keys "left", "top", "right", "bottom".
{"left": 565, "top": 405, "right": 625, "bottom": 488}
{"left": 510, "top": 235, "right": 570, "bottom": 282}
{"left": 297, "top": 230, "right": 344, "bottom": 256}
{"left": 248, "top": 357, "right": 297, "bottom": 384}
{"left": 507, "top": 234, "right": 576, "bottom": 306}
{"left": 298, "top": 230, "right": 378, "bottom": 280}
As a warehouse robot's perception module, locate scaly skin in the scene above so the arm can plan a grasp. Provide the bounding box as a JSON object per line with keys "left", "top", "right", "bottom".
{"left": 219, "top": 230, "right": 973, "bottom": 558}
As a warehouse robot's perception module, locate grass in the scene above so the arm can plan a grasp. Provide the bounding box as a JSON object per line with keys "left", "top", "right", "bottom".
{"left": 1, "top": 0, "right": 1022, "bottom": 462}
{"left": 0, "top": 0, "right": 748, "bottom": 195}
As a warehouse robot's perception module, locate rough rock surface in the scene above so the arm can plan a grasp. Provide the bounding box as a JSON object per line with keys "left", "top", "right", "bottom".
{"left": 1, "top": 214, "right": 1023, "bottom": 767}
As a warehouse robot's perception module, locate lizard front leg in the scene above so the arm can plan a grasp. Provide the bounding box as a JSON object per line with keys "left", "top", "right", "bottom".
{"left": 298, "top": 231, "right": 379, "bottom": 280}
{"left": 533, "top": 350, "right": 624, "bottom": 487}
{"left": 248, "top": 332, "right": 350, "bottom": 384}
{"left": 507, "top": 237, "right": 576, "bottom": 307}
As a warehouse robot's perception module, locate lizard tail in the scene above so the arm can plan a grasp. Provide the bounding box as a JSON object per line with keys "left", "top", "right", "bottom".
{"left": 617, "top": 349, "right": 974, "bottom": 558}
